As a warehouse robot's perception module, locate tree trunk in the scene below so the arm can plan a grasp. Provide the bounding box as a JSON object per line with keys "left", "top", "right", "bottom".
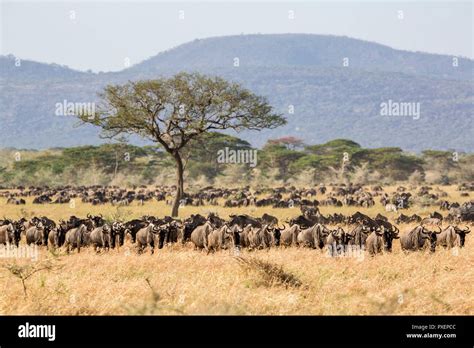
{"left": 114, "top": 151, "right": 119, "bottom": 178}
{"left": 171, "top": 152, "right": 184, "bottom": 217}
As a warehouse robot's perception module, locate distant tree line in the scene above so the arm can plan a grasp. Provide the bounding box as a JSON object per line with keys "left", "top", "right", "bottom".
{"left": 0, "top": 135, "right": 472, "bottom": 188}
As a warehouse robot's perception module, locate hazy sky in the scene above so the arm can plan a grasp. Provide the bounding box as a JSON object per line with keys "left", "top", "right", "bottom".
{"left": 1, "top": 1, "right": 472, "bottom": 72}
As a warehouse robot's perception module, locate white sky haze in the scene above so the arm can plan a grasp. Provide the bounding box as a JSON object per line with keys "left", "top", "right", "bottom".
{"left": 1, "top": 1, "right": 472, "bottom": 72}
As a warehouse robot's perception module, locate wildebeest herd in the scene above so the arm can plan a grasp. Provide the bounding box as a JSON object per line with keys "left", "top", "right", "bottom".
{"left": 2, "top": 183, "right": 473, "bottom": 218}
{"left": 1, "top": 183, "right": 473, "bottom": 257}
{"left": 0, "top": 206, "right": 471, "bottom": 257}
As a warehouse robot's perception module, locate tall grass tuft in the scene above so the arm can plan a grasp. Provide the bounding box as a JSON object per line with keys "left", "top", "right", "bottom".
{"left": 235, "top": 256, "right": 303, "bottom": 288}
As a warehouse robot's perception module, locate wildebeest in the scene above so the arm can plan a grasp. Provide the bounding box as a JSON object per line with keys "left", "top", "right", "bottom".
{"left": 430, "top": 211, "right": 443, "bottom": 220}
{"left": 374, "top": 219, "right": 399, "bottom": 253}
{"left": 437, "top": 225, "right": 471, "bottom": 248}
{"left": 395, "top": 213, "right": 422, "bottom": 224}
{"left": 60, "top": 215, "right": 95, "bottom": 232}
{"left": 0, "top": 218, "right": 12, "bottom": 226}
{"left": 365, "top": 228, "right": 385, "bottom": 256}
{"left": 159, "top": 220, "right": 182, "bottom": 246}
{"left": 400, "top": 225, "right": 442, "bottom": 252}
{"left": 111, "top": 221, "right": 126, "bottom": 248}
{"left": 0, "top": 224, "right": 15, "bottom": 246}
{"left": 280, "top": 225, "right": 301, "bottom": 247}
{"left": 6, "top": 197, "right": 26, "bottom": 205}
{"left": 181, "top": 214, "right": 207, "bottom": 243}
{"left": 229, "top": 214, "right": 262, "bottom": 228}
{"left": 325, "top": 227, "right": 348, "bottom": 257}
{"left": 365, "top": 225, "right": 399, "bottom": 256}
{"left": 0, "top": 220, "right": 23, "bottom": 247}
{"left": 248, "top": 224, "right": 276, "bottom": 249}
{"left": 287, "top": 215, "right": 316, "bottom": 229}
{"left": 207, "top": 213, "right": 225, "bottom": 228}
{"left": 38, "top": 216, "right": 56, "bottom": 231}
{"left": 48, "top": 227, "right": 66, "bottom": 249}
{"left": 123, "top": 219, "right": 148, "bottom": 243}
{"left": 32, "top": 194, "right": 52, "bottom": 204}
{"left": 374, "top": 213, "right": 388, "bottom": 222}
{"left": 25, "top": 223, "right": 47, "bottom": 246}
{"left": 190, "top": 222, "right": 214, "bottom": 251}
{"left": 346, "top": 224, "right": 372, "bottom": 249}
{"left": 135, "top": 223, "right": 165, "bottom": 254}
{"left": 87, "top": 214, "right": 105, "bottom": 228}
{"left": 237, "top": 224, "right": 253, "bottom": 248}
{"left": 300, "top": 205, "right": 318, "bottom": 218}
{"left": 64, "top": 224, "right": 89, "bottom": 253}
{"left": 260, "top": 213, "right": 278, "bottom": 226}
{"left": 297, "top": 224, "right": 330, "bottom": 249}
{"left": 348, "top": 212, "right": 378, "bottom": 230}
{"left": 89, "top": 224, "right": 113, "bottom": 252}
{"left": 25, "top": 217, "right": 55, "bottom": 246}
{"left": 207, "top": 225, "right": 236, "bottom": 253}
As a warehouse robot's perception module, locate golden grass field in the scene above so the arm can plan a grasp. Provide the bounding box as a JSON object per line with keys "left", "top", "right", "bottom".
{"left": 0, "top": 185, "right": 472, "bottom": 315}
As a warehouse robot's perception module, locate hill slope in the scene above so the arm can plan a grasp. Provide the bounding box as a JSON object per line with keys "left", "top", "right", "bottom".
{"left": 0, "top": 34, "right": 473, "bottom": 151}
{"left": 125, "top": 34, "right": 473, "bottom": 80}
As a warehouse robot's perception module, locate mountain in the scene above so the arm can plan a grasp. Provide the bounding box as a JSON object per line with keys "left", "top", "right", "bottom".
{"left": 1, "top": 34, "right": 473, "bottom": 151}
{"left": 124, "top": 34, "right": 473, "bottom": 80}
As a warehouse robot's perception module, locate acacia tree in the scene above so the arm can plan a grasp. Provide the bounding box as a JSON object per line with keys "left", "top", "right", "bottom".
{"left": 79, "top": 72, "right": 286, "bottom": 216}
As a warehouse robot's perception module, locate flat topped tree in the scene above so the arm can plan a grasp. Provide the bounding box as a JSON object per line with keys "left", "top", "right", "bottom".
{"left": 78, "top": 72, "right": 286, "bottom": 216}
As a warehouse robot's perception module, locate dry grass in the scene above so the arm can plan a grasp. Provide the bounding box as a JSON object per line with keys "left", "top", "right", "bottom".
{"left": 0, "top": 242, "right": 472, "bottom": 315}
{"left": 235, "top": 256, "right": 304, "bottom": 288}
{"left": 0, "top": 185, "right": 472, "bottom": 315}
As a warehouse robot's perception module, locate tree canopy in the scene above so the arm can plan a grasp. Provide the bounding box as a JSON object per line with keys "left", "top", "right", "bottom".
{"left": 78, "top": 72, "right": 286, "bottom": 215}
